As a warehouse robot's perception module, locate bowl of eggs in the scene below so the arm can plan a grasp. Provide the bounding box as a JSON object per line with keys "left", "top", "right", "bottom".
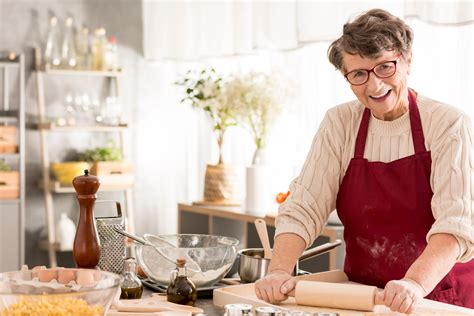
{"left": 0, "top": 266, "right": 121, "bottom": 315}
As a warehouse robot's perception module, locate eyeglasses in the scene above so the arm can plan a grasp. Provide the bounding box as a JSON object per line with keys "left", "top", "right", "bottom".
{"left": 344, "top": 57, "right": 399, "bottom": 86}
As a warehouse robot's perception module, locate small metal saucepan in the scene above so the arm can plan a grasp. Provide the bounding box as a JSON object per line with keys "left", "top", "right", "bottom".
{"left": 238, "top": 240, "right": 342, "bottom": 283}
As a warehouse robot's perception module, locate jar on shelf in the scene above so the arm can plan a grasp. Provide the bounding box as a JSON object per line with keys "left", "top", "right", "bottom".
{"left": 43, "top": 15, "right": 61, "bottom": 68}
{"left": 76, "top": 25, "right": 92, "bottom": 70}
{"left": 104, "top": 36, "right": 119, "bottom": 71}
{"left": 61, "top": 16, "right": 77, "bottom": 69}
{"left": 55, "top": 213, "right": 76, "bottom": 250}
{"left": 92, "top": 28, "right": 107, "bottom": 71}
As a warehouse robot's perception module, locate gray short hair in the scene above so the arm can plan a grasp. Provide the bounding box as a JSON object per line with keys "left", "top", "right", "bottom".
{"left": 328, "top": 9, "right": 413, "bottom": 72}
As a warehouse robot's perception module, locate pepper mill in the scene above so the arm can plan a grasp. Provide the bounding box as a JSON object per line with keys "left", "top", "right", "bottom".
{"left": 72, "top": 169, "right": 101, "bottom": 268}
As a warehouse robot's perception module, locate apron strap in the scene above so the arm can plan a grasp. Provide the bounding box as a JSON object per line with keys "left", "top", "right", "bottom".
{"left": 354, "top": 89, "right": 426, "bottom": 159}
{"left": 408, "top": 89, "right": 427, "bottom": 154}
{"left": 354, "top": 107, "right": 371, "bottom": 158}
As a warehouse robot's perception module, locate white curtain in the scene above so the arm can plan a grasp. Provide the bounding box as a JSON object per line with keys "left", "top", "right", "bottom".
{"left": 134, "top": 1, "right": 474, "bottom": 235}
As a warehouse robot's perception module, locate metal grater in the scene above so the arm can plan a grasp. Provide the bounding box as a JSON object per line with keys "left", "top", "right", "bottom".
{"left": 95, "top": 201, "right": 126, "bottom": 274}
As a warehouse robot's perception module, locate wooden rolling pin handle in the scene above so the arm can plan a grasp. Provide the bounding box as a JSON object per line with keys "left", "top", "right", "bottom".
{"left": 289, "top": 281, "right": 386, "bottom": 311}
{"left": 287, "top": 283, "right": 384, "bottom": 305}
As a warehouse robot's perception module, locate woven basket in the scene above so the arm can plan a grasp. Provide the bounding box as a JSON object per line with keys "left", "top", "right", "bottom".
{"left": 203, "top": 163, "right": 240, "bottom": 203}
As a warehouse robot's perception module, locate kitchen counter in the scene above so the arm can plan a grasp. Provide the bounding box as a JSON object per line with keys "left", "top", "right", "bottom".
{"left": 195, "top": 298, "right": 225, "bottom": 315}
{"left": 141, "top": 287, "right": 225, "bottom": 315}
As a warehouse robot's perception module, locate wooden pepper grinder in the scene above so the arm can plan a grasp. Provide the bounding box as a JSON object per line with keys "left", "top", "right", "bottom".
{"left": 72, "top": 169, "right": 101, "bottom": 268}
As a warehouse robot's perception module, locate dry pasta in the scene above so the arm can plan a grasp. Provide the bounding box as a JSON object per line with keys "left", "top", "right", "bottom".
{"left": 0, "top": 296, "right": 103, "bottom": 316}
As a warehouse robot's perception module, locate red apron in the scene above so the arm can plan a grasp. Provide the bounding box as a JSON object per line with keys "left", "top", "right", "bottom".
{"left": 335, "top": 90, "right": 474, "bottom": 307}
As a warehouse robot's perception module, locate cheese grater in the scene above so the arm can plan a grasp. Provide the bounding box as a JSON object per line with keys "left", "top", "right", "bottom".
{"left": 95, "top": 200, "right": 126, "bottom": 274}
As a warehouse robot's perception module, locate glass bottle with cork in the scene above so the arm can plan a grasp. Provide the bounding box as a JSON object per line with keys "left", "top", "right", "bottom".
{"left": 167, "top": 258, "right": 197, "bottom": 306}
{"left": 120, "top": 257, "right": 143, "bottom": 299}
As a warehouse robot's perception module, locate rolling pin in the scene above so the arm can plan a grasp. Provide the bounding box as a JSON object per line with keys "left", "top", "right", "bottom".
{"left": 290, "top": 281, "right": 384, "bottom": 311}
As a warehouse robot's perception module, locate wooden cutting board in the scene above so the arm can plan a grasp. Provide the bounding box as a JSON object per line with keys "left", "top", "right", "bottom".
{"left": 213, "top": 270, "right": 473, "bottom": 315}
{"left": 107, "top": 293, "right": 203, "bottom": 315}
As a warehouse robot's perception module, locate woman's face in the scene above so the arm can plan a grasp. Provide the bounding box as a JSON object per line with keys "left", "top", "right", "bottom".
{"left": 342, "top": 50, "right": 412, "bottom": 121}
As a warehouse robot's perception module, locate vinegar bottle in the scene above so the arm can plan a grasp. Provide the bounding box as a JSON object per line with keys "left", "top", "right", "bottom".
{"left": 166, "top": 258, "right": 197, "bottom": 306}
{"left": 120, "top": 257, "right": 143, "bottom": 299}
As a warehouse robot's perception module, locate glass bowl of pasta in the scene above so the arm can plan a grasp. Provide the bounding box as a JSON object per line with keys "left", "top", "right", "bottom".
{"left": 0, "top": 267, "right": 121, "bottom": 315}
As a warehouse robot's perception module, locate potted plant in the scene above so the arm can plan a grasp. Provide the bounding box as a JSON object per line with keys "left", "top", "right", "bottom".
{"left": 176, "top": 68, "right": 240, "bottom": 204}
{"left": 79, "top": 142, "right": 134, "bottom": 186}
{"left": 223, "top": 71, "right": 287, "bottom": 214}
{"left": 0, "top": 159, "right": 19, "bottom": 199}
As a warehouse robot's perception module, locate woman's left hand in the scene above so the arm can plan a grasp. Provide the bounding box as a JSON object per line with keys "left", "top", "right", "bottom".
{"left": 376, "top": 278, "right": 425, "bottom": 314}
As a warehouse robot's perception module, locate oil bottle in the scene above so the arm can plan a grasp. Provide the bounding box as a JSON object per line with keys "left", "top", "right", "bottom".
{"left": 166, "top": 258, "right": 197, "bottom": 306}
{"left": 120, "top": 257, "right": 143, "bottom": 299}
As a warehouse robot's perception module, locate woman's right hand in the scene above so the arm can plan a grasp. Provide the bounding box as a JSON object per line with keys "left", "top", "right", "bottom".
{"left": 255, "top": 270, "right": 296, "bottom": 304}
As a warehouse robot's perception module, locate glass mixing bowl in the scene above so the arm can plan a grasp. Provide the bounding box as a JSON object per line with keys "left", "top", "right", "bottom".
{"left": 137, "top": 234, "right": 239, "bottom": 288}
{"left": 0, "top": 268, "right": 121, "bottom": 315}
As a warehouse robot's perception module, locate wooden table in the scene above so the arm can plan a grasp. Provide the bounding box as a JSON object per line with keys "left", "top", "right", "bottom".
{"left": 177, "top": 203, "right": 345, "bottom": 271}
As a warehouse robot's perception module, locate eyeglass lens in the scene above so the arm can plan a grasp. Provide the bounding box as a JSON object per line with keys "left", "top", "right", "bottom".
{"left": 346, "top": 61, "right": 396, "bottom": 85}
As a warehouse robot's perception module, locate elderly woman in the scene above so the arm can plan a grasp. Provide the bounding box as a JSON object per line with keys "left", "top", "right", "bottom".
{"left": 255, "top": 8, "right": 473, "bottom": 312}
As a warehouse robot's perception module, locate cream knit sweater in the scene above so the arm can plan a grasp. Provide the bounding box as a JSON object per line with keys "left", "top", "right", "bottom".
{"left": 275, "top": 94, "right": 473, "bottom": 262}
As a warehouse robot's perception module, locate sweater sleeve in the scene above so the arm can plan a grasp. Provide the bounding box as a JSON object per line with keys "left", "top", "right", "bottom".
{"left": 275, "top": 109, "right": 344, "bottom": 248}
{"left": 429, "top": 110, "right": 474, "bottom": 262}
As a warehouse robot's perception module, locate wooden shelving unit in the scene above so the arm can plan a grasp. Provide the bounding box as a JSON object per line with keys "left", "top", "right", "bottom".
{"left": 0, "top": 54, "right": 25, "bottom": 272}
{"left": 34, "top": 64, "right": 135, "bottom": 268}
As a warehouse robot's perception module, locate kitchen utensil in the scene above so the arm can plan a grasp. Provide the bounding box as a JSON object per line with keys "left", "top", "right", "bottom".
{"left": 111, "top": 293, "right": 203, "bottom": 314}
{"left": 72, "top": 169, "right": 101, "bottom": 269}
{"left": 254, "top": 219, "right": 272, "bottom": 260}
{"left": 0, "top": 268, "right": 120, "bottom": 314}
{"left": 292, "top": 281, "right": 383, "bottom": 311}
{"left": 112, "top": 227, "right": 190, "bottom": 270}
{"left": 144, "top": 233, "right": 202, "bottom": 273}
{"left": 96, "top": 200, "right": 126, "bottom": 274}
{"left": 137, "top": 234, "right": 239, "bottom": 288}
{"left": 214, "top": 270, "right": 474, "bottom": 315}
{"left": 238, "top": 240, "right": 342, "bottom": 283}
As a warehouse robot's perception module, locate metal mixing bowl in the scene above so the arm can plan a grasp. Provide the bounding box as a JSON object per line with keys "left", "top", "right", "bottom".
{"left": 137, "top": 234, "right": 239, "bottom": 288}
{"left": 0, "top": 268, "right": 121, "bottom": 315}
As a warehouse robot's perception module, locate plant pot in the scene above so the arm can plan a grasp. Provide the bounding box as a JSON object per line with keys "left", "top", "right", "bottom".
{"left": 0, "top": 171, "right": 19, "bottom": 199}
{"left": 90, "top": 161, "right": 134, "bottom": 186}
{"left": 51, "top": 162, "right": 90, "bottom": 186}
{"left": 0, "top": 126, "right": 17, "bottom": 153}
{"left": 203, "top": 163, "right": 240, "bottom": 204}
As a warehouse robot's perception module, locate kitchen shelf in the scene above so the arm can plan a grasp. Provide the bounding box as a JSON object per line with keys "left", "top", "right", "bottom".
{"left": 36, "top": 122, "right": 128, "bottom": 132}
{"left": 0, "top": 62, "right": 20, "bottom": 69}
{"left": 0, "top": 109, "right": 19, "bottom": 117}
{"left": 0, "top": 54, "right": 25, "bottom": 272}
{"left": 0, "top": 199, "right": 21, "bottom": 204}
{"left": 38, "top": 180, "right": 133, "bottom": 193}
{"left": 36, "top": 66, "right": 122, "bottom": 77}
{"left": 35, "top": 60, "right": 135, "bottom": 268}
{"left": 0, "top": 153, "right": 19, "bottom": 159}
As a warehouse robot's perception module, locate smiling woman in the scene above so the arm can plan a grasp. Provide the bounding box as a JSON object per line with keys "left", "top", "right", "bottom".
{"left": 255, "top": 8, "right": 474, "bottom": 312}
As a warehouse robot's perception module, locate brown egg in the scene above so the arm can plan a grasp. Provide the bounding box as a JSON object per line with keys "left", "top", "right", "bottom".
{"left": 38, "top": 269, "right": 58, "bottom": 282}
{"left": 57, "top": 269, "right": 76, "bottom": 284}
{"left": 76, "top": 269, "right": 95, "bottom": 286}
{"left": 31, "top": 266, "right": 47, "bottom": 279}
